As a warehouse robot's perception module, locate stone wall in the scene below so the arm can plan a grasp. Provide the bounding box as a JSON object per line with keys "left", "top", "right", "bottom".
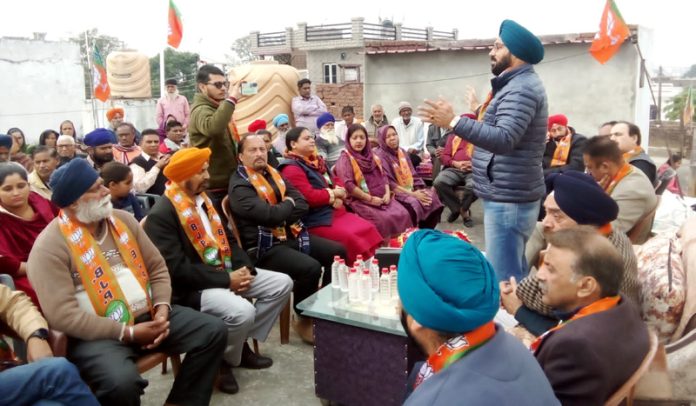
{"left": 315, "top": 83, "right": 364, "bottom": 120}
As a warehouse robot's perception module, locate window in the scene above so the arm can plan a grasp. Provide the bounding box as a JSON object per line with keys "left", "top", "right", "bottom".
{"left": 323, "top": 63, "right": 337, "bottom": 84}
{"left": 343, "top": 66, "right": 359, "bottom": 83}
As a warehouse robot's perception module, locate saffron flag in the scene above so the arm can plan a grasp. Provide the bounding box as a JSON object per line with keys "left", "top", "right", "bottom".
{"left": 589, "top": 0, "right": 630, "bottom": 64}
{"left": 167, "top": 0, "right": 183, "bottom": 48}
{"left": 92, "top": 45, "right": 110, "bottom": 102}
{"left": 684, "top": 88, "right": 693, "bottom": 127}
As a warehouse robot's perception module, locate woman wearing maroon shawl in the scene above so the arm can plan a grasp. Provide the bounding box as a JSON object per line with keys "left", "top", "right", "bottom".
{"left": 280, "top": 127, "right": 383, "bottom": 262}
{"left": 334, "top": 124, "right": 412, "bottom": 239}
{"left": 375, "top": 125, "right": 444, "bottom": 229}
{"left": 0, "top": 164, "right": 58, "bottom": 309}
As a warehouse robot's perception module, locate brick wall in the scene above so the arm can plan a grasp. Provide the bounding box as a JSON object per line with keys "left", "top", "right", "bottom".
{"left": 315, "top": 83, "right": 364, "bottom": 120}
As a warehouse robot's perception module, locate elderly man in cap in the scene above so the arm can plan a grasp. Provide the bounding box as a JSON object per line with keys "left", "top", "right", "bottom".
{"left": 500, "top": 171, "right": 641, "bottom": 336}
{"left": 398, "top": 229, "right": 558, "bottom": 406}
{"left": 392, "top": 101, "right": 425, "bottom": 167}
{"left": 271, "top": 113, "right": 291, "bottom": 154}
{"left": 156, "top": 78, "right": 191, "bottom": 131}
{"left": 106, "top": 107, "right": 124, "bottom": 143}
{"left": 420, "top": 19, "right": 548, "bottom": 282}
{"left": 292, "top": 78, "right": 327, "bottom": 136}
{"left": 542, "top": 114, "right": 587, "bottom": 175}
{"left": 0, "top": 134, "right": 12, "bottom": 162}
{"left": 27, "top": 158, "right": 227, "bottom": 406}
{"left": 315, "top": 112, "right": 345, "bottom": 168}
{"left": 83, "top": 128, "right": 115, "bottom": 171}
{"left": 144, "top": 147, "right": 293, "bottom": 394}
{"left": 530, "top": 227, "right": 649, "bottom": 405}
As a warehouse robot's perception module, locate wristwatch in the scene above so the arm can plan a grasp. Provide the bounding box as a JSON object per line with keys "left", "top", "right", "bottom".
{"left": 28, "top": 328, "right": 49, "bottom": 341}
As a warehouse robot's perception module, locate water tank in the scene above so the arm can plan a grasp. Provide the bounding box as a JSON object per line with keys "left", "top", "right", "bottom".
{"left": 106, "top": 51, "right": 152, "bottom": 99}
{"left": 227, "top": 61, "right": 300, "bottom": 134}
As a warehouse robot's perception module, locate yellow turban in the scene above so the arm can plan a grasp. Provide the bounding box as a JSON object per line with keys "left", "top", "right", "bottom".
{"left": 163, "top": 147, "right": 212, "bottom": 183}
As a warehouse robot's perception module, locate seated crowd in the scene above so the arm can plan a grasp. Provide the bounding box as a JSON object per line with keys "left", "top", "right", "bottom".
{"left": 0, "top": 60, "right": 682, "bottom": 405}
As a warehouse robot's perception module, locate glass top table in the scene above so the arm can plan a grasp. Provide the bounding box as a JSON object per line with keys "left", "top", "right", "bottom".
{"left": 297, "top": 285, "right": 406, "bottom": 337}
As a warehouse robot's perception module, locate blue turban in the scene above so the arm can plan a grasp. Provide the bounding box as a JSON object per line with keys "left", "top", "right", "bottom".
{"left": 316, "top": 112, "right": 335, "bottom": 130}
{"left": 84, "top": 128, "right": 113, "bottom": 147}
{"left": 272, "top": 114, "right": 289, "bottom": 128}
{"left": 499, "top": 19, "right": 544, "bottom": 64}
{"left": 50, "top": 158, "right": 99, "bottom": 208}
{"left": 398, "top": 229, "right": 499, "bottom": 333}
{"left": 0, "top": 134, "right": 12, "bottom": 149}
{"left": 547, "top": 171, "right": 618, "bottom": 226}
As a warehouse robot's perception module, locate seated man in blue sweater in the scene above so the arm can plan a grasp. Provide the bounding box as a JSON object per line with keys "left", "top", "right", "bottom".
{"left": 398, "top": 229, "right": 558, "bottom": 406}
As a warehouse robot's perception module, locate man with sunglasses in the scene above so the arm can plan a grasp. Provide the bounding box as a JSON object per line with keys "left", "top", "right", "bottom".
{"left": 189, "top": 64, "right": 244, "bottom": 213}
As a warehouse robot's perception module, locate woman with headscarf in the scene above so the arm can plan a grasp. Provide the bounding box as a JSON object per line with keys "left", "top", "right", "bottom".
{"left": 0, "top": 164, "right": 58, "bottom": 309}
{"left": 6, "top": 128, "right": 33, "bottom": 171}
{"left": 7, "top": 127, "right": 28, "bottom": 154}
{"left": 334, "top": 124, "right": 412, "bottom": 239}
{"left": 375, "top": 125, "right": 443, "bottom": 229}
{"left": 280, "top": 127, "right": 383, "bottom": 263}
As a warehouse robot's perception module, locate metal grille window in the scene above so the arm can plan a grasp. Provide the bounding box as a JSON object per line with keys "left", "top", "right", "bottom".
{"left": 323, "top": 63, "right": 338, "bottom": 84}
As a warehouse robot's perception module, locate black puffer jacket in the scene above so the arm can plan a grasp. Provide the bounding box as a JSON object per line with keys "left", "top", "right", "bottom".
{"left": 452, "top": 64, "right": 548, "bottom": 202}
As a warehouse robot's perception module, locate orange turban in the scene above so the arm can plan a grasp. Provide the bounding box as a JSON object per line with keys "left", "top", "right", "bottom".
{"left": 163, "top": 147, "right": 212, "bottom": 183}
{"left": 106, "top": 107, "right": 124, "bottom": 121}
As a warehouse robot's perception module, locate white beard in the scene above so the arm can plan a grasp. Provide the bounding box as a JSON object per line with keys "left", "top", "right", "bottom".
{"left": 166, "top": 91, "right": 179, "bottom": 101}
{"left": 75, "top": 195, "right": 113, "bottom": 224}
{"left": 319, "top": 128, "right": 338, "bottom": 145}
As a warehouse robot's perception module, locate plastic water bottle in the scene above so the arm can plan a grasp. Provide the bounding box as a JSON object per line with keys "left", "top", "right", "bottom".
{"left": 379, "top": 268, "right": 391, "bottom": 303}
{"left": 331, "top": 255, "right": 341, "bottom": 288}
{"left": 356, "top": 254, "right": 365, "bottom": 269}
{"left": 338, "top": 259, "right": 348, "bottom": 292}
{"left": 389, "top": 265, "right": 398, "bottom": 300}
{"left": 348, "top": 267, "right": 359, "bottom": 302}
{"left": 359, "top": 268, "right": 372, "bottom": 303}
{"left": 370, "top": 258, "right": 380, "bottom": 292}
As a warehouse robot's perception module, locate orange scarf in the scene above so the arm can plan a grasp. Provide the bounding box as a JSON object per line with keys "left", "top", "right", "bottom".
{"left": 451, "top": 137, "right": 475, "bottom": 158}
{"left": 393, "top": 149, "right": 414, "bottom": 191}
{"left": 346, "top": 153, "right": 383, "bottom": 194}
{"left": 550, "top": 134, "right": 573, "bottom": 167}
{"left": 623, "top": 146, "right": 643, "bottom": 162}
{"left": 228, "top": 120, "right": 241, "bottom": 143}
{"left": 604, "top": 162, "right": 633, "bottom": 195}
{"left": 530, "top": 296, "right": 620, "bottom": 353}
{"left": 477, "top": 91, "right": 494, "bottom": 121}
{"left": 414, "top": 321, "right": 496, "bottom": 389}
{"left": 164, "top": 182, "right": 233, "bottom": 269}
{"left": 58, "top": 211, "right": 152, "bottom": 325}
{"left": 244, "top": 165, "right": 302, "bottom": 240}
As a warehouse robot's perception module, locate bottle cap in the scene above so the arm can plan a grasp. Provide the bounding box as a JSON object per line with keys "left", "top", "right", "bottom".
{"left": 357, "top": 255, "right": 363, "bottom": 260}
{"left": 381, "top": 267, "right": 389, "bottom": 274}
{"left": 349, "top": 267, "right": 357, "bottom": 273}
{"left": 334, "top": 255, "right": 340, "bottom": 261}
{"left": 362, "top": 268, "right": 370, "bottom": 274}
{"left": 390, "top": 265, "right": 397, "bottom": 271}
{"left": 372, "top": 258, "right": 378, "bottom": 263}
{"left": 339, "top": 259, "right": 345, "bottom": 264}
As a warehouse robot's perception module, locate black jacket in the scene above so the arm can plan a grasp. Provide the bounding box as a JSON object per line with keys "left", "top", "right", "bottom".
{"left": 228, "top": 169, "right": 309, "bottom": 257}
{"left": 143, "top": 196, "right": 254, "bottom": 310}
{"left": 542, "top": 133, "right": 588, "bottom": 175}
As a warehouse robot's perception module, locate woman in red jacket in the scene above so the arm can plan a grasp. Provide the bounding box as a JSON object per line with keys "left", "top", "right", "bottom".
{"left": 0, "top": 164, "right": 58, "bottom": 309}
{"left": 279, "top": 127, "right": 383, "bottom": 263}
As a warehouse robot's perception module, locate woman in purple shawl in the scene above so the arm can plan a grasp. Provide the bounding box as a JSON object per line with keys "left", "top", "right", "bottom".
{"left": 375, "top": 125, "right": 443, "bottom": 229}
{"left": 334, "top": 124, "right": 412, "bottom": 239}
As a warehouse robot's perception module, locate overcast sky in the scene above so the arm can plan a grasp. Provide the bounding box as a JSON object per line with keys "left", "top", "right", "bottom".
{"left": 2, "top": 0, "right": 693, "bottom": 70}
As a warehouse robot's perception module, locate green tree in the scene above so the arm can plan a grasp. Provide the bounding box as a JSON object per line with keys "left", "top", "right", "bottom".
{"left": 70, "top": 29, "right": 125, "bottom": 99}
{"left": 229, "top": 35, "right": 256, "bottom": 64}
{"left": 150, "top": 48, "right": 199, "bottom": 102}
{"left": 664, "top": 88, "right": 695, "bottom": 123}
{"left": 682, "top": 64, "right": 696, "bottom": 78}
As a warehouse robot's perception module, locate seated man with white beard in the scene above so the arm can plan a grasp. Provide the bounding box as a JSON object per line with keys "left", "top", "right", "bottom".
{"left": 315, "top": 112, "right": 345, "bottom": 169}
{"left": 26, "top": 158, "right": 228, "bottom": 406}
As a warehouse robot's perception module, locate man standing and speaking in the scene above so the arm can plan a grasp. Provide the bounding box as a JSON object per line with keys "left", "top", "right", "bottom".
{"left": 420, "top": 20, "right": 548, "bottom": 282}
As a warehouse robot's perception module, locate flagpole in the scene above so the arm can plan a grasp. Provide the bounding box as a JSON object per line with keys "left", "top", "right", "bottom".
{"left": 160, "top": 50, "right": 166, "bottom": 98}
{"left": 84, "top": 31, "right": 99, "bottom": 127}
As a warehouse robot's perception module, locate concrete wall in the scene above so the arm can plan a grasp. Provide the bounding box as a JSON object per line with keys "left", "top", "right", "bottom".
{"left": 0, "top": 38, "right": 85, "bottom": 143}
{"left": 81, "top": 99, "right": 157, "bottom": 136}
{"left": 364, "top": 40, "right": 648, "bottom": 141}
{"left": 316, "top": 83, "right": 364, "bottom": 120}
{"left": 306, "top": 48, "right": 365, "bottom": 85}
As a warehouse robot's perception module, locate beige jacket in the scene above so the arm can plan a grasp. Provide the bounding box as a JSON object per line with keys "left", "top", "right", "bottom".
{"left": 0, "top": 284, "right": 47, "bottom": 341}
{"left": 27, "top": 210, "right": 171, "bottom": 341}
{"left": 611, "top": 169, "right": 658, "bottom": 233}
{"left": 28, "top": 170, "right": 52, "bottom": 200}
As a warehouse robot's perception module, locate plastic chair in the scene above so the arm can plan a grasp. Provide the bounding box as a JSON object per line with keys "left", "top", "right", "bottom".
{"left": 605, "top": 329, "right": 659, "bottom": 406}
{"left": 221, "top": 195, "right": 291, "bottom": 345}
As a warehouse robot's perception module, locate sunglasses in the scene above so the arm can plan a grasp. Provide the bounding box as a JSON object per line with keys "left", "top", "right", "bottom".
{"left": 207, "top": 81, "right": 229, "bottom": 89}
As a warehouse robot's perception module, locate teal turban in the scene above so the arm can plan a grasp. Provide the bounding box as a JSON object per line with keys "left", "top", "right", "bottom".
{"left": 499, "top": 19, "right": 544, "bottom": 65}
{"left": 398, "top": 229, "right": 499, "bottom": 333}
{"left": 272, "top": 114, "right": 289, "bottom": 128}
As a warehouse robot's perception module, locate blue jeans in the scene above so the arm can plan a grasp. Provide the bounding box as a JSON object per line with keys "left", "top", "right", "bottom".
{"left": 483, "top": 199, "right": 540, "bottom": 281}
{"left": 0, "top": 357, "right": 99, "bottom": 406}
